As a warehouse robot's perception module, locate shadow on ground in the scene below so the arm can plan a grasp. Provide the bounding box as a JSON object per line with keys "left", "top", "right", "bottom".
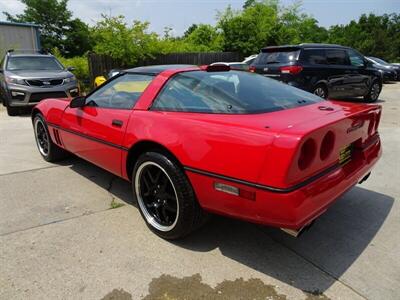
{"left": 65, "top": 159, "right": 393, "bottom": 295}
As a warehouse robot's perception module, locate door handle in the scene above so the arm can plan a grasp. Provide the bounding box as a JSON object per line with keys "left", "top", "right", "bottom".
{"left": 112, "top": 119, "right": 123, "bottom": 127}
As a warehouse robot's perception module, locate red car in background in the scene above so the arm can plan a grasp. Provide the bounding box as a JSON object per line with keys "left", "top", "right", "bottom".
{"left": 32, "top": 64, "right": 382, "bottom": 239}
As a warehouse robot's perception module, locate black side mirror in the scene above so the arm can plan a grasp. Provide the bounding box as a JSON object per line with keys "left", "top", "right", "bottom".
{"left": 66, "top": 66, "right": 75, "bottom": 71}
{"left": 70, "top": 96, "right": 86, "bottom": 108}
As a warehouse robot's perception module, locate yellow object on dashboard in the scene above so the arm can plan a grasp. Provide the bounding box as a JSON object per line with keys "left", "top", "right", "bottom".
{"left": 94, "top": 76, "right": 106, "bottom": 88}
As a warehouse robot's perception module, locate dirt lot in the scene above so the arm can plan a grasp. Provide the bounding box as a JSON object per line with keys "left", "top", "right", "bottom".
{"left": 0, "top": 83, "right": 399, "bottom": 300}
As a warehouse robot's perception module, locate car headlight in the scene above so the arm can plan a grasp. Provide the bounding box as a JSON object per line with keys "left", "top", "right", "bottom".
{"left": 5, "top": 76, "right": 26, "bottom": 85}
{"left": 64, "top": 76, "right": 76, "bottom": 83}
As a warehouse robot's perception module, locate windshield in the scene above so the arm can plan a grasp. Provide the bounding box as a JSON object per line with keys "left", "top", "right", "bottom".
{"left": 7, "top": 56, "right": 64, "bottom": 71}
{"left": 254, "top": 49, "right": 300, "bottom": 65}
{"left": 370, "top": 57, "right": 390, "bottom": 65}
{"left": 152, "top": 70, "right": 322, "bottom": 114}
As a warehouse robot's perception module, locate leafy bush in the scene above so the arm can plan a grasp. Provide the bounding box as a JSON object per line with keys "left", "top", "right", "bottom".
{"left": 53, "top": 48, "right": 90, "bottom": 92}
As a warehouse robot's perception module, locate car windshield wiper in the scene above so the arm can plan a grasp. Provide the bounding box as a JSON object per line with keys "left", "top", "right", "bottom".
{"left": 266, "top": 61, "right": 281, "bottom": 64}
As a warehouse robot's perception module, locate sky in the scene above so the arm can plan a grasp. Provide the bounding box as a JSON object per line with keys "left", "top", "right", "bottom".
{"left": 0, "top": 0, "right": 399, "bottom": 36}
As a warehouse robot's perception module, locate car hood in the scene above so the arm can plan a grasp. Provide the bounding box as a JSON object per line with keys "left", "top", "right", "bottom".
{"left": 6, "top": 69, "right": 72, "bottom": 79}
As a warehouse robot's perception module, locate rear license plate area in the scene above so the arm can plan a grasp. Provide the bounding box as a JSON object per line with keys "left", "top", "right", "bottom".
{"left": 339, "top": 144, "right": 353, "bottom": 165}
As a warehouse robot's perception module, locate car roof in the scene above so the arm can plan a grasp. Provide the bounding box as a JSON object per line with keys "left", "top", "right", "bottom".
{"left": 261, "top": 43, "right": 349, "bottom": 51}
{"left": 125, "top": 64, "right": 197, "bottom": 75}
{"left": 7, "top": 53, "right": 53, "bottom": 58}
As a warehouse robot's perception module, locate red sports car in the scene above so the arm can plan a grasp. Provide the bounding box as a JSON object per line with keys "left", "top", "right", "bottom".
{"left": 32, "top": 64, "right": 382, "bottom": 239}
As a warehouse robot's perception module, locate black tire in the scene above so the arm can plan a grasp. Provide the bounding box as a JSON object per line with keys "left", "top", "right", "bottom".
{"left": 313, "top": 84, "right": 328, "bottom": 99}
{"left": 132, "top": 151, "right": 206, "bottom": 239}
{"left": 364, "top": 80, "right": 381, "bottom": 103}
{"left": 6, "top": 106, "right": 19, "bottom": 116}
{"left": 33, "top": 113, "right": 69, "bottom": 162}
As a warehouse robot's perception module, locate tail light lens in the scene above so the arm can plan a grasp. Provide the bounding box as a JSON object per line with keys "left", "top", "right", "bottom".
{"left": 280, "top": 65, "right": 303, "bottom": 75}
{"left": 368, "top": 114, "right": 375, "bottom": 135}
{"left": 249, "top": 66, "right": 256, "bottom": 73}
{"left": 298, "top": 138, "right": 316, "bottom": 170}
{"left": 374, "top": 111, "right": 381, "bottom": 133}
{"left": 320, "top": 131, "right": 335, "bottom": 161}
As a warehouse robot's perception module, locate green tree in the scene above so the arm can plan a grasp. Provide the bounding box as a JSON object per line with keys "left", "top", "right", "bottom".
{"left": 217, "top": 1, "right": 280, "bottom": 55}
{"left": 3, "top": 0, "right": 72, "bottom": 53}
{"left": 217, "top": 0, "right": 329, "bottom": 55}
{"left": 185, "top": 24, "right": 223, "bottom": 51}
{"left": 63, "top": 18, "right": 92, "bottom": 57}
{"left": 91, "top": 15, "right": 159, "bottom": 65}
{"left": 328, "top": 13, "right": 400, "bottom": 61}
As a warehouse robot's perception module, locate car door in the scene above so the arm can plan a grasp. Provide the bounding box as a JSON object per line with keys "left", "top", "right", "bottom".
{"left": 60, "top": 73, "right": 154, "bottom": 176}
{"left": 324, "top": 48, "right": 351, "bottom": 98}
{"left": 344, "top": 49, "right": 370, "bottom": 96}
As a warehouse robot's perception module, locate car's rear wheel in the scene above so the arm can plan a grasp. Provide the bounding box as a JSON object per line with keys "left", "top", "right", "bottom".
{"left": 132, "top": 151, "right": 206, "bottom": 239}
{"left": 33, "top": 114, "right": 69, "bottom": 162}
{"left": 313, "top": 84, "right": 328, "bottom": 99}
{"left": 6, "top": 106, "right": 19, "bottom": 116}
{"left": 364, "top": 80, "right": 381, "bottom": 103}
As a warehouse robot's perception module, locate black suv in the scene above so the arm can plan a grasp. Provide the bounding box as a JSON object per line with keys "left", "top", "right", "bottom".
{"left": 250, "top": 44, "right": 382, "bottom": 102}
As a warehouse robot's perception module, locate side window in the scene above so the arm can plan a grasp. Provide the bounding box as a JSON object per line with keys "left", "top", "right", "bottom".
{"left": 301, "top": 49, "right": 327, "bottom": 65}
{"left": 86, "top": 74, "right": 153, "bottom": 109}
{"left": 347, "top": 49, "right": 365, "bottom": 67}
{"left": 325, "top": 49, "right": 349, "bottom": 65}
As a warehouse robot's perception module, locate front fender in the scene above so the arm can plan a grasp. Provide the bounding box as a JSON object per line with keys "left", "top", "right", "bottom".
{"left": 32, "top": 98, "right": 70, "bottom": 125}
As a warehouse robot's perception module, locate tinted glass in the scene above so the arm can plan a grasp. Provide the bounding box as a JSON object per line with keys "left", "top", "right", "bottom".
{"left": 255, "top": 50, "right": 300, "bottom": 64}
{"left": 152, "top": 71, "right": 322, "bottom": 114}
{"left": 370, "top": 57, "right": 389, "bottom": 65}
{"left": 325, "top": 49, "right": 349, "bottom": 65}
{"left": 301, "top": 49, "right": 327, "bottom": 65}
{"left": 347, "top": 49, "right": 365, "bottom": 67}
{"left": 86, "top": 74, "right": 153, "bottom": 109}
{"left": 7, "top": 56, "right": 63, "bottom": 71}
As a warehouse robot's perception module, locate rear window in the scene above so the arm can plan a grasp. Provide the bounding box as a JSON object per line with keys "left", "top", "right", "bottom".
{"left": 254, "top": 49, "right": 300, "bottom": 65}
{"left": 151, "top": 70, "right": 322, "bottom": 114}
{"left": 7, "top": 56, "right": 64, "bottom": 71}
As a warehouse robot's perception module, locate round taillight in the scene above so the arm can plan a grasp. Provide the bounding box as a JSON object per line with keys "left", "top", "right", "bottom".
{"left": 320, "top": 131, "right": 335, "bottom": 161}
{"left": 298, "top": 138, "right": 316, "bottom": 170}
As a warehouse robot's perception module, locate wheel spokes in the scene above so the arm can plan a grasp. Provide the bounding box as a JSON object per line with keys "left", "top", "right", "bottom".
{"left": 138, "top": 164, "right": 178, "bottom": 228}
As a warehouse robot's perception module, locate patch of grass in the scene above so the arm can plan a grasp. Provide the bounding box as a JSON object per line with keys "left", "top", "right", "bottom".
{"left": 109, "top": 199, "right": 125, "bottom": 209}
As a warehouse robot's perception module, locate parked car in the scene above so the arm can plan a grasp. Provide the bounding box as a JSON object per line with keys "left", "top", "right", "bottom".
{"left": 0, "top": 50, "right": 79, "bottom": 116}
{"left": 365, "top": 58, "right": 397, "bottom": 82}
{"left": 250, "top": 43, "right": 383, "bottom": 102}
{"left": 243, "top": 54, "right": 258, "bottom": 65}
{"left": 31, "top": 64, "right": 382, "bottom": 239}
{"left": 366, "top": 56, "right": 400, "bottom": 81}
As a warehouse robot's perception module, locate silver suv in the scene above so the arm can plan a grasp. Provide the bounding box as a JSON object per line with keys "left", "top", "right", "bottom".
{"left": 0, "top": 50, "right": 79, "bottom": 116}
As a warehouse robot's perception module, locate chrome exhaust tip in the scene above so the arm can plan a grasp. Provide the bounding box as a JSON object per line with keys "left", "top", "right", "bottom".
{"left": 359, "top": 172, "right": 371, "bottom": 184}
{"left": 281, "top": 220, "right": 315, "bottom": 237}
{"left": 280, "top": 227, "right": 304, "bottom": 237}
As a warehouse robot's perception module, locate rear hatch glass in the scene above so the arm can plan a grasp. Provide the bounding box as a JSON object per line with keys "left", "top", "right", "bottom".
{"left": 253, "top": 48, "right": 300, "bottom": 76}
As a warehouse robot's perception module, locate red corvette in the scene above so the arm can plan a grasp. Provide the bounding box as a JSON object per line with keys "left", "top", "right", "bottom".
{"left": 32, "top": 64, "right": 382, "bottom": 239}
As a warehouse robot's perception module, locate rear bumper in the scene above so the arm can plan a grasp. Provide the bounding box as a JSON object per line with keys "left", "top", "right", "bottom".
{"left": 187, "top": 135, "right": 381, "bottom": 230}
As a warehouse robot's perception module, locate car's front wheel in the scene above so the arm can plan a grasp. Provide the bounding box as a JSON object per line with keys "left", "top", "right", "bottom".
{"left": 132, "top": 151, "right": 206, "bottom": 239}
{"left": 33, "top": 114, "right": 69, "bottom": 162}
